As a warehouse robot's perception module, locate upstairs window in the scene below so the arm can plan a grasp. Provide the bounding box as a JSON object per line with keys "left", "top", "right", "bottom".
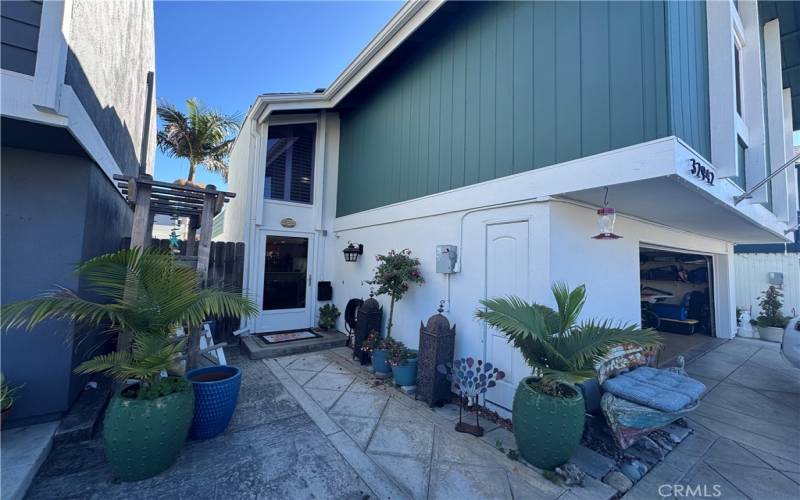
{"left": 734, "top": 43, "right": 743, "bottom": 118}
{"left": 265, "top": 123, "right": 316, "bottom": 204}
{"left": 733, "top": 136, "right": 747, "bottom": 190}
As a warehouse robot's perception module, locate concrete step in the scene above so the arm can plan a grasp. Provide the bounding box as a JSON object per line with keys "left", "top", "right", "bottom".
{"left": 53, "top": 379, "right": 112, "bottom": 447}
{"left": 241, "top": 329, "right": 349, "bottom": 360}
{"left": 1, "top": 421, "right": 59, "bottom": 500}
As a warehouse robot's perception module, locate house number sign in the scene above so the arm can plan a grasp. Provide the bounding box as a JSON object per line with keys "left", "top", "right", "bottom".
{"left": 280, "top": 218, "right": 296, "bottom": 228}
{"left": 690, "top": 159, "right": 714, "bottom": 186}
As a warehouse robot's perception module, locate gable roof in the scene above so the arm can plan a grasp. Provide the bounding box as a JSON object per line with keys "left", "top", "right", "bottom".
{"left": 245, "top": 0, "right": 444, "bottom": 124}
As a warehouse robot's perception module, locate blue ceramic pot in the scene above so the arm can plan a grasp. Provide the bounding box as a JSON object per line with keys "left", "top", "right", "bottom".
{"left": 371, "top": 349, "right": 392, "bottom": 374}
{"left": 186, "top": 365, "right": 241, "bottom": 440}
{"left": 391, "top": 353, "right": 418, "bottom": 386}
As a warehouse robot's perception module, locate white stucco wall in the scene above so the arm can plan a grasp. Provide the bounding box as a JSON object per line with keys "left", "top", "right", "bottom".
{"left": 329, "top": 199, "right": 738, "bottom": 373}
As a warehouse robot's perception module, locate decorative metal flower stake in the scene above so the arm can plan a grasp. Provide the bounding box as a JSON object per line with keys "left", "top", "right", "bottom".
{"left": 438, "top": 357, "right": 505, "bottom": 437}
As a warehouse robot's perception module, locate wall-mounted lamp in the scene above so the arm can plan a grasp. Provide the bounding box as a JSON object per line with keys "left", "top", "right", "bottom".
{"left": 343, "top": 242, "right": 364, "bottom": 262}
{"left": 592, "top": 187, "right": 622, "bottom": 240}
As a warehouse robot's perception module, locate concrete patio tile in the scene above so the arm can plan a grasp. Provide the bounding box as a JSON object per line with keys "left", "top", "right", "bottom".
{"left": 707, "top": 460, "right": 800, "bottom": 499}
{"left": 265, "top": 359, "right": 341, "bottom": 436}
{"left": 329, "top": 390, "right": 389, "bottom": 418}
{"left": 322, "top": 360, "right": 355, "bottom": 374}
{"left": 712, "top": 340, "right": 761, "bottom": 360}
{"left": 432, "top": 403, "right": 462, "bottom": 421}
{"left": 678, "top": 462, "right": 748, "bottom": 500}
{"left": 370, "top": 452, "right": 430, "bottom": 499}
{"left": 275, "top": 353, "right": 302, "bottom": 367}
{"left": 305, "top": 388, "right": 345, "bottom": 411}
{"left": 227, "top": 381, "right": 306, "bottom": 432}
{"left": 329, "top": 414, "right": 379, "bottom": 450}
{"left": 482, "top": 427, "right": 517, "bottom": 452}
{"left": 284, "top": 352, "right": 331, "bottom": 372}
{"left": 686, "top": 354, "right": 741, "bottom": 381}
{"left": 689, "top": 374, "right": 720, "bottom": 394}
{"left": 745, "top": 346, "right": 795, "bottom": 371}
{"left": 568, "top": 445, "right": 616, "bottom": 479}
{"left": 506, "top": 471, "right": 564, "bottom": 500}
{"left": 429, "top": 462, "right": 512, "bottom": 500}
{"left": 285, "top": 368, "right": 318, "bottom": 385}
{"left": 688, "top": 412, "right": 797, "bottom": 463}
{"left": 782, "top": 470, "right": 800, "bottom": 485}
{"left": 367, "top": 418, "right": 435, "bottom": 459}
{"left": 382, "top": 397, "right": 429, "bottom": 423}
{"left": 702, "top": 382, "right": 798, "bottom": 427}
{"left": 693, "top": 401, "right": 797, "bottom": 443}
{"left": 702, "top": 438, "right": 773, "bottom": 469}
{"left": 741, "top": 444, "right": 800, "bottom": 473}
{"left": 622, "top": 462, "right": 686, "bottom": 500}
{"left": 326, "top": 431, "right": 411, "bottom": 500}
{"left": 433, "top": 427, "right": 507, "bottom": 466}
{"left": 568, "top": 476, "right": 617, "bottom": 500}
{"left": 727, "top": 363, "right": 800, "bottom": 394}
{"left": 346, "top": 376, "right": 387, "bottom": 394}
{"left": 304, "top": 371, "right": 355, "bottom": 391}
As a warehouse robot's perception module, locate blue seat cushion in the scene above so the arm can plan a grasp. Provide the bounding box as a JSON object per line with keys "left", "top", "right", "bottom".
{"left": 602, "top": 367, "right": 706, "bottom": 412}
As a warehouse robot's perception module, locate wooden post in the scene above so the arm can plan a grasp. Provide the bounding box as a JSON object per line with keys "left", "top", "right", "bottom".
{"left": 186, "top": 216, "right": 198, "bottom": 257}
{"left": 129, "top": 174, "right": 153, "bottom": 249}
{"left": 196, "top": 186, "right": 217, "bottom": 285}
{"left": 187, "top": 186, "right": 218, "bottom": 370}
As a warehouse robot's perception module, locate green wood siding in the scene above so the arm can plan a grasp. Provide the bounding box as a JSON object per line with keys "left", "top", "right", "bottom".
{"left": 336, "top": 0, "right": 710, "bottom": 217}
{"left": 666, "top": 0, "right": 711, "bottom": 162}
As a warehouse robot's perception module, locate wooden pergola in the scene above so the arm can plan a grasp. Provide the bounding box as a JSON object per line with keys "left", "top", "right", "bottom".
{"left": 114, "top": 173, "right": 235, "bottom": 283}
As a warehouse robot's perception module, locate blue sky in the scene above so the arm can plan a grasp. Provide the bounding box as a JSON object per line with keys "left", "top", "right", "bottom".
{"left": 153, "top": 0, "right": 401, "bottom": 189}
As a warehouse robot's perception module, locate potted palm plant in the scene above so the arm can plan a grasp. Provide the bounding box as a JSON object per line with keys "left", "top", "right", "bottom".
{"left": 476, "top": 283, "right": 660, "bottom": 470}
{"left": 0, "top": 373, "right": 22, "bottom": 425}
{"left": 1, "top": 248, "right": 256, "bottom": 479}
{"left": 750, "top": 286, "right": 790, "bottom": 342}
{"left": 365, "top": 249, "right": 424, "bottom": 374}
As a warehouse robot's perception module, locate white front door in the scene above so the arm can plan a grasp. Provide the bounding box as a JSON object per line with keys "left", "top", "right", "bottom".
{"left": 484, "top": 221, "right": 531, "bottom": 410}
{"left": 255, "top": 232, "right": 314, "bottom": 332}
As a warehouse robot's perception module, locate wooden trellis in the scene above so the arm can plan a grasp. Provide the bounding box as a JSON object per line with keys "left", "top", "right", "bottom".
{"left": 114, "top": 174, "right": 235, "bottom": 283}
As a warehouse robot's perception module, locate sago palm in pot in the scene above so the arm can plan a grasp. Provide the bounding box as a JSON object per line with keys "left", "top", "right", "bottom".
{"left": 2, "top": 248, "right": 257, "bottom": 479}
{"left": 476, "top": 283, "right": 660, "bottom": 470}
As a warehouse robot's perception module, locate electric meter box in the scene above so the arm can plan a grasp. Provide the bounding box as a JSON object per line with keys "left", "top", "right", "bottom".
{"left": 435, "top": 245, "right": 458, "bottom": 274}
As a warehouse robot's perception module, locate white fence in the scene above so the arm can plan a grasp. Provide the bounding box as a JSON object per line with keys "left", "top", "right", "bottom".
{"left": 735, "top": 252, "right": 800, "bottom": 317}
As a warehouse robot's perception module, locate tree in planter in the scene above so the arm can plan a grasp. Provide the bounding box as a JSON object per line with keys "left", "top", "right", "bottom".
{"left": 475, "top": 282, "right": 661, "bottom": 469}
{"left": 365, "top": 249, "right": 424, "bottom": 339}
{"left": 751, "top": 285, "right": 790, "bottom": 329}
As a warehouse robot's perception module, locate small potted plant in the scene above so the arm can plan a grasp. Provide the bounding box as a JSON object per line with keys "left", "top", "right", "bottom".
{"left": 750, "top": 286, "right": 790, "bottom": 342}
{"left": 362, "top": 330, "right": 394, "bottom": 374}
{"left": 318, "top": 304, "right": 340, "bottom": 331}
{"left": 476, "top": 283, "right": 660, "bottom": 470}
{"left": 388, "top": 339, "right": 418, "bottom": 387}
{"left": 0, "top": 373, "right": 22, "bottom": 425}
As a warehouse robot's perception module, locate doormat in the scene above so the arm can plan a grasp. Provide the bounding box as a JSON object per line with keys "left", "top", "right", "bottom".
{"left": 260, "top": 329, "right": 321, "bottom": 344}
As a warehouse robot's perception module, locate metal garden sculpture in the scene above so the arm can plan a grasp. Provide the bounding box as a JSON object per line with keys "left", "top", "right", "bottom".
{"left": 438, "top": 357, "right": 505, "bottom": 437}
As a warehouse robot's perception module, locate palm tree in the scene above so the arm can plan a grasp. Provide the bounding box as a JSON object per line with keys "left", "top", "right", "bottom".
{"left": 475, "top": 283, "right": 661, "bottom": 395}
{"left": 1, "top": 248, "right": 258, "bottom": 378}
{"left": 157, "top": 98, "right": 241, "bottom": 183}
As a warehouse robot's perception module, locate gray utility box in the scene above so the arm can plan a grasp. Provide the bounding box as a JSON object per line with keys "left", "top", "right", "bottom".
{"left": 768, "top": 272, "right": 784, "bottom": 286}
{"left": 436, "top": 245, "right": 458, "bottom": 273}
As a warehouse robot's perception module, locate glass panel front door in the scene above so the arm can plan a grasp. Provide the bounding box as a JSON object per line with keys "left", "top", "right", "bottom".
{"left": 263, "top": 236, "right": 308, "bottom": 310}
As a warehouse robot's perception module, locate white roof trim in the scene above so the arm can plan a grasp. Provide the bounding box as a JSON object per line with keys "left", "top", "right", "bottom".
{"left": 248, "top": 0, "right": 445, "bottom": 124}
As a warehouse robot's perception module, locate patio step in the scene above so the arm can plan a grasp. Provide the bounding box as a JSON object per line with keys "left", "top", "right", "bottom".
{"left": 241, "top": 329, "right": 348, "bottom": 360}
{"left": 1, "top": 421, "right": 60, "bottom": 500}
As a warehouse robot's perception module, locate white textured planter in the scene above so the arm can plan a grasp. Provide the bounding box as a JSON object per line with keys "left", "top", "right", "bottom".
{"left": 758, "top": 326, "right": 784, "bottom": 343}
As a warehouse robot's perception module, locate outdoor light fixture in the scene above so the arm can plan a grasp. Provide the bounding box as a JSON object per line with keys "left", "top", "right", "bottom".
{"left": 592, "top": 187, "right": 622, "bottom": 240}
{"left": 343, "top": 242, "right": 364, "bottom": 262}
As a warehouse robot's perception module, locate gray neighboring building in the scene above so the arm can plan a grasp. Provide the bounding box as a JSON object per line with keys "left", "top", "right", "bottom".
{"left": 1, "top": 0, "right": 156, "bottom": 426}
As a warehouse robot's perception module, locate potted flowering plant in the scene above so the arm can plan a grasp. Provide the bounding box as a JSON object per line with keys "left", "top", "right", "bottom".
{"left": 388, "top": 339, "right": 418, "bottom": 387}
{"left": 361, "top": 330, "right": 395, "bottom": 373}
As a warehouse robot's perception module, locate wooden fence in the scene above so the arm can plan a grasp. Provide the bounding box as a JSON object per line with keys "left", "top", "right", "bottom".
{"left": 121, "top": 238, "right": 246, "bottom": 341}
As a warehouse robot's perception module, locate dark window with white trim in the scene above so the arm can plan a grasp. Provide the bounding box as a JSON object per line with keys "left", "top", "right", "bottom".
{"left": 733, "top": 136, "right": 747, "bottom": 190}
{"left": 734, "top": 44, "right": 743, "bottom": 117}
{"left": 264, "top": 123, "right": 316, "bottom": 204}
